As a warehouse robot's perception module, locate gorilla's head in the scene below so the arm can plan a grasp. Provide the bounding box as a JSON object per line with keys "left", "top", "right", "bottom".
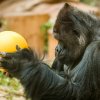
{"left": 53, "top": 3, "right": 98, "bottom": 69}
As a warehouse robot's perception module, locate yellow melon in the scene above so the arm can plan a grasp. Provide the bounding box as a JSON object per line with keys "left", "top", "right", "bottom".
{"left": 0, "top": 31, "right": 28, "bottom": 73}
{"left": 0, "top": 31, "right": 28, "bottom": 52}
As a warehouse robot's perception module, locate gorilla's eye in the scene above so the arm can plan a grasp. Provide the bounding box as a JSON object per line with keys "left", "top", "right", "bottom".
{"left": 73, "top": 30, "right": 80, "bottom": 37}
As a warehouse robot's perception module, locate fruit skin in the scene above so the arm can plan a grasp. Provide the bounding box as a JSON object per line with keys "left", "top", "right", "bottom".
{"left": 0, "top": 31, "right": 28, "bottom": 52}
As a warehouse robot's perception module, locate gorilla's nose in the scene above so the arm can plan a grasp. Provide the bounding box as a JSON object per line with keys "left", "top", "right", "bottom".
{"left": 55, "top": 45, "right": 63, "bottom": 56}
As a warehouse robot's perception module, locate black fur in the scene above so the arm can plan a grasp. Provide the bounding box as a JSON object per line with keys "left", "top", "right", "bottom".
{"left": 0, "top": 3, "right": 100, "bottom": 100}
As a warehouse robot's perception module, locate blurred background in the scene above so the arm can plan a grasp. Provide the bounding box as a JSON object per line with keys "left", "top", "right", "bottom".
{"left": 0, "top": 0, "right": 100, "bottom": 100}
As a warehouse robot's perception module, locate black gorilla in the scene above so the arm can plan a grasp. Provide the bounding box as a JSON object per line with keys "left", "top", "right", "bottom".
{"left": 0, "top": 3, "right": 100, "bottom": 100}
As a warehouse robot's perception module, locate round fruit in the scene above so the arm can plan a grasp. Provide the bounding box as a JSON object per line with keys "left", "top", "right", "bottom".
{"left": 0, "top": 31, "right": 28, "bottom": 52}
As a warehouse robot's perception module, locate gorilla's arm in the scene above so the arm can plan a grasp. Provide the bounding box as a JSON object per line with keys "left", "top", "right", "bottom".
{"left": 0, "top": 49, "right": 68, "bottom": 100}
{"left": 21, "top": 62, "right": 66, "bottom": 100}
{"left": 70, "top": 41, "right": 100, "bottom": 99}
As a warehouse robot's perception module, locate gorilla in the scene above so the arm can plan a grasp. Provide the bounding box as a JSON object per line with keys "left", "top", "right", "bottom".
{"left": 0, "top": 3, "right": 100, "bottom": 100}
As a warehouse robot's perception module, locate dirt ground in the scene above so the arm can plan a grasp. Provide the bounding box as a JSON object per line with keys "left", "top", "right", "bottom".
{"left": 0, "top": 86, "right": 26, "bottom": 100}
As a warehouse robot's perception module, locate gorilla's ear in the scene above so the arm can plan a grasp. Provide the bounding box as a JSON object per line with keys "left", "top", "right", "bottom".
{"left": 64, "top": 3, "right": 70, "bottom": 8}
{"left": 62, "top": 3, "right": 73, "bottom": 13}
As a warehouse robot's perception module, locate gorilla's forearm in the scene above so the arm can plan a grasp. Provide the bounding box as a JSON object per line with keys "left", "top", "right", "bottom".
{"left": 0, "top": 48, "right": 73, "bottom": 100}
{"left": 20, "top": 62, "right": 67, "bottom": 100}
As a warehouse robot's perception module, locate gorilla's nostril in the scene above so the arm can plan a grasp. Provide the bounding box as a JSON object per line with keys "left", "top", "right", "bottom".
{"left": 55, "top": 46, "right": 60, "bottom": 52}
{"left": 56, "top": 47, "right": 59, "bottom": 52}
{"left": 55, "top": 45, "right": 63, "bottom": 56}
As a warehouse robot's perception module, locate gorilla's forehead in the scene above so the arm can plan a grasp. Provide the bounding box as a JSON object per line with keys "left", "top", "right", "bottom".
{"left": 57, "top": 3, "right": 97, "bottom": 29}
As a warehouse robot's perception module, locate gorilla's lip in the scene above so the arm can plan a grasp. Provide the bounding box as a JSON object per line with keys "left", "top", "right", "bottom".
{"left": 57, "top": 55, "right": 65, "bottom": 59}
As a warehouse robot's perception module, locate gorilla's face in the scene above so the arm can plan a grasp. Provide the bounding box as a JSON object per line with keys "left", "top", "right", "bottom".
{"left": 53, "top": 3, "right": 93, "bottom": 68}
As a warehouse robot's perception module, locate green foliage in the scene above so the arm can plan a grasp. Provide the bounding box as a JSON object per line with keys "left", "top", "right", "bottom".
{"left": 0, "top": 72, "right": 21, "bottom": 90}
{"left": 40, "top": 21, "right": 53, "bottom": 54}
{"left": 41, "top": 21, "right": 52, "bottom": 33}
{"left": 0, "top": 18, "right": 8, "bottom": 30}
{"left": 0, "top": 71, "right": 24, "bottom": 100}
{"left": 80, "top": 0, "right": 96, "bottom": 6}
